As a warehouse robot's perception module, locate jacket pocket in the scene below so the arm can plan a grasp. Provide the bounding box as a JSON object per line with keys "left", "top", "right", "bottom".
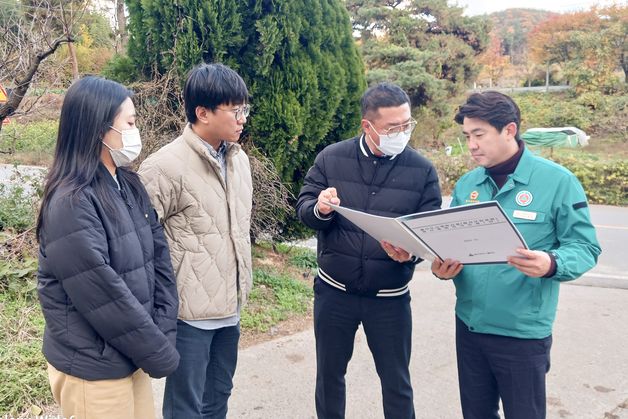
{"left": 506, "top": 208, "right": 551, "bottom": 249}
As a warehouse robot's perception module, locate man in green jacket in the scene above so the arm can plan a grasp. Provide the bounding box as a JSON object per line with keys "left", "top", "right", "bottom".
{"left": 432, "top": 91, "right": 601, "bottom": 419}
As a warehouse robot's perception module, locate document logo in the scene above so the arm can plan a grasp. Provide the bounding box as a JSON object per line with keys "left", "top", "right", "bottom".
{"left": 515, "top": 190, "right": 533, "bottom": 207}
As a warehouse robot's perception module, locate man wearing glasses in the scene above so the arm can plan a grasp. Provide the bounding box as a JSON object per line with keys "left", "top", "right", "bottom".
{"left": 139, "top": 63, "right": 253, "bottom": 419}
{"left": 297, "top": 83, "right": 442, "bottom": 418}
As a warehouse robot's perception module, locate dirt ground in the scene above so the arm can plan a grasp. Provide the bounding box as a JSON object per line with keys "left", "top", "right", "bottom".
{"left": 240, "top": 310, "right": 313, "bottom": 349}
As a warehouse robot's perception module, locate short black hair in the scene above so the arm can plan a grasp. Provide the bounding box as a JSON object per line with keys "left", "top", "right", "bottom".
{"left": 455, "top": 91, "right": 521, "bottom": 140}
{"left": 183, "top": 63, "right": 250, "bottom": 123}
{"left": 360, "top": 83, "right": 410, "bottom": 119}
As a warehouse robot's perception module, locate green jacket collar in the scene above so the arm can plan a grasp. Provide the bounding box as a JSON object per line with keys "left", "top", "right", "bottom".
{"left": 474, "top": 146, "right": 536, "bottom": 187}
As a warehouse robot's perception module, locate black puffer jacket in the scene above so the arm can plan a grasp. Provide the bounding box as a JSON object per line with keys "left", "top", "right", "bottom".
{"left": 37, "top": 166, "right": 179, "bottom": 380}
{"left": 296, "top": 135, "right": 442, "bottom": 296}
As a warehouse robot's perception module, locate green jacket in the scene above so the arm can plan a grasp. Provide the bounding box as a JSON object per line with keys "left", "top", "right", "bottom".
{"left": 451, "top": 148, "right": 601, "bottom": 339}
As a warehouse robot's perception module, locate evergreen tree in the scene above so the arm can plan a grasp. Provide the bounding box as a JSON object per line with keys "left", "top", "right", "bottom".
{"left": 125, "top": 0, "right": 365, "bottom": 188}
{"left": 347, "top": 0, "right": 489, "bottom": 112}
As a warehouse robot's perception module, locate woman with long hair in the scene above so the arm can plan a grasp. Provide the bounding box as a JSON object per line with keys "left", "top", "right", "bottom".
{"left": 36, "top": 76, "right": 179, "bottom": 419}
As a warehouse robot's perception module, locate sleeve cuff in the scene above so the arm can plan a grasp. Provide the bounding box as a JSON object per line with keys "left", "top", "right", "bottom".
{"left": 313, "top": 202, "right": 334, "bottom": 221}
{"left": 543, "top": 251, "right": 558, "bottom": 278}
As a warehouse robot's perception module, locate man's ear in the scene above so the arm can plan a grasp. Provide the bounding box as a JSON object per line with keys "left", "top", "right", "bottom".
{"left": 361, "top": 119, "right": 371, "bottom": 133}
{"left": 195, "top": 106, "right": 210, "bottom": 124}
{"left": 504, "top": 121, "right": 518, "bottom": 140}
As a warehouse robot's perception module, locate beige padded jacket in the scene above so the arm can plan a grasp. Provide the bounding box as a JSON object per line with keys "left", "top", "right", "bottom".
{"left": 138, "top": 124, "right": 253, "bottom": 320}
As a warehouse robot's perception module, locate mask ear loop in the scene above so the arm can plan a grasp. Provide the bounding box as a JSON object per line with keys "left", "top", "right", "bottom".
{"left": 102, "top": 125, "right": 122, "bottom": 151}
{"left": 102, "top": 141, "right": 115, "bottom": 151}
{"left": 365, "top": 121, "right": 386, "bottom": 154}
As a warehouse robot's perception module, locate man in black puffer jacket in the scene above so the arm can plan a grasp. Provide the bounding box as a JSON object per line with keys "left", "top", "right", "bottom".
{"left": 297, "top": 83, "right": 442, "bottom": 419}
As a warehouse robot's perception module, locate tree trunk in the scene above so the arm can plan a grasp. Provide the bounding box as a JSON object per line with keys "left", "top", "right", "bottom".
{"left": 116, "top": 0, "right": 128, "bottom": 51}
{"left": 0, "top": 38, "right": 70, "bottom": 131}
{"left": 545, "top": 63, "right": 550, "bottom": 92}
{"left": 68, "top": 42, "right": 80, "bottom": 81}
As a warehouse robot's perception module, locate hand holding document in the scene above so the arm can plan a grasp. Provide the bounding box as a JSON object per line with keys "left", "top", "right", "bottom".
{"left": 327, "top": 201, "right": 528, "bottom": 264}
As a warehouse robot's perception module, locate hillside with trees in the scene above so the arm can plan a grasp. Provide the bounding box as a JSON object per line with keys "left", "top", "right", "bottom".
{"left": 488, "top": 8, "right": 557, "bottom": 64}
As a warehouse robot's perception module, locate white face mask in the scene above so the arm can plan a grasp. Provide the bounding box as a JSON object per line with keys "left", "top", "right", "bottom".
{"left": 367, "top": 123, "right": 413, "bottom": 157}
{"left": 103, "top": 127, "right": 142, "bottom": 167}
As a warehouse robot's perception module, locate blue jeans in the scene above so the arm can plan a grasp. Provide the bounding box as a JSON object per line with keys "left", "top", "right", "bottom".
{"left": 313, "top": 278, "right": 415, "bottom": 419}
{"left": 456, "top": 316, "right": 552, "bottom": 419}
{"left": 162, "top": 320, "right": 240, "bottom": 419}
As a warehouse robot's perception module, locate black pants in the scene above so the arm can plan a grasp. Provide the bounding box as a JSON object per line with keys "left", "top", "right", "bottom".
{"left": 313, "top": 278, "right": 415, "bottom": 419}
{"left": 456, "top": 316, "right": 552, "bottom": 419}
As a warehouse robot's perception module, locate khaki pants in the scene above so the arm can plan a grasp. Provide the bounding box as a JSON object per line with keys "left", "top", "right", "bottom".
{"left": 47, "top": 363, "right": 155, "bottom": 419}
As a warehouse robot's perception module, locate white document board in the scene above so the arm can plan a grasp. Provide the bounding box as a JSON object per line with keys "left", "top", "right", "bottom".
{"left": 328, "top": 201, "right": 527, "bottom": 264}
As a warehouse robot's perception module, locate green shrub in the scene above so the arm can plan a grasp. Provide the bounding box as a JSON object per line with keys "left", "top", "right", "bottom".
{"left": 513, "top": 91, "right": 628, "bottom": 142}
{"left": 427, "top": 152, "right": 476, "bottom": 195}
{"left": 0, "top": 167, "right": 44, "bottom": 232}
{"left": 101, "top": 54, "right": 140, "bottom": 85}
{"left": 0, "top": 185, "right": 39, "bottom": 233}
{"left": 516, "top": 93, "right": 594, "bottom": 131}
{"left": 551, "top": 155, "right": 627, "bottom": 206}
{"left": 590, "top": 95, "right": 628, "bottom": 142}
{"left": 288, "top": 248, "right": 317, "bottom": 270}
{"left": 125, "top": 0, "right": 366, "bottom": 193}
{"left": 412, "top": 106, "right": 457, "bottom": 147}
{"left": 576, "top": 91, "right": 608, "bottom": 111}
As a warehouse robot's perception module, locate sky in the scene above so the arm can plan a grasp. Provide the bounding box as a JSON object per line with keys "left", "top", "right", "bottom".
{"left": 453, "top": 0, "right": 626, "bottom": 16}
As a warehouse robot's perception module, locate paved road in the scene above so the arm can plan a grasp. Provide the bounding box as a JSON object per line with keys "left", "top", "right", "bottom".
{"left": 150, "top": 205, "right": 628, "bottom": 418}
{"left": 579, "top": 205, "right": 628, "bottom": 289}
{"left": 0, "top": 163, "right": 46, "bottom": 195}
{"left": 152, "top": 268, "right": 628, "bottom": 418}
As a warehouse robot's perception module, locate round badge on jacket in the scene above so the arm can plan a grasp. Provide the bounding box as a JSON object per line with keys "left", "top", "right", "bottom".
{"left": 515, "top": 190, "right": 533, "bottom": 206}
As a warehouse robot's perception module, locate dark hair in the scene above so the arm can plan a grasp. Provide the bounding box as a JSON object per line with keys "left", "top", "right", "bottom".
{"left": 360, "top": 83, "right": 410, "bottom": 119}
{"left": 36, "top": 76, "right": 146, "bottom": 240}
{"left": 454, "top": 91, "right": 521, "bottom": 140}
{"left": 183, "top": 63, "right": 250, "bottom": 123}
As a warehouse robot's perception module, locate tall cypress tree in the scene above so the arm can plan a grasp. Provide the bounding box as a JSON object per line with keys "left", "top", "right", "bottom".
{"left": 125, "top": 0, "right": 365, "bottom": 189}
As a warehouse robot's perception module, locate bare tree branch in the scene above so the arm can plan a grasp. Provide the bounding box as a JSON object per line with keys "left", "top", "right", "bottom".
{"left": 0, "top": 0, "right": 87, "bottom": 131}
{"left": 0, "top": 37, "right": 70, "bottom": 122}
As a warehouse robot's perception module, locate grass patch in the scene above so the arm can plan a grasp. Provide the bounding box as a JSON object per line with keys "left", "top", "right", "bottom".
{"left": 242, "top": 244, "right": 316, "bottom": 333}
{"left": 0, "top": 120, "right": 58, "bottom": 166}
{"left": 241, "top": 268, "right": 313, "bottom": 332}
{"left": 0, "top": 229, "right": 50, "bottom": 415}
{"left": 0, "top": 291, "right": 51, "bottom": 416}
